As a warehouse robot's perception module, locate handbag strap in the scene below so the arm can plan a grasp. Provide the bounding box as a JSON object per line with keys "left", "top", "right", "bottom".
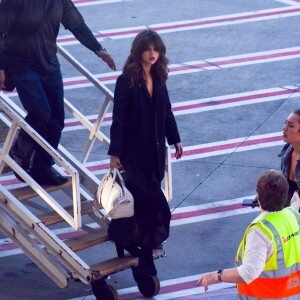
{"left": 114, "top": 168, "right": 125, "bottom": 184}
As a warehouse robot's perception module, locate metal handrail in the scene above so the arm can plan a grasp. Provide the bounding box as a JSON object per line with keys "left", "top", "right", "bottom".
{"left": 0, "top": 98, "right": 82, "bottom": 229}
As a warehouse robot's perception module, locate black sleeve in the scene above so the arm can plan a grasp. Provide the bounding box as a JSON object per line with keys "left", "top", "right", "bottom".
{"left": 108, "top": 75, "right": 131, "bottom": 157}
{"left": 164, "top": 85, "right": 181, "bottom": 145}
{"left": 61, "top": 0, "right": 103, "bottom": 53}
{"left": 61, "top": 0, "right": 84, "bottom": 30}
{"left": 70, "top": 22, "right": 103, "bottom": 53}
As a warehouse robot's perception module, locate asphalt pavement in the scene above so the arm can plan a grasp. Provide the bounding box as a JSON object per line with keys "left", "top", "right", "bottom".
{"left": 0, "top": 0, "right": 300, "bottom": 299}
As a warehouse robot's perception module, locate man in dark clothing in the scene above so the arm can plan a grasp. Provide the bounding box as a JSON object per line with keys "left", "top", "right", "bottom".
{"left": 0, "top": 0, "right": 116, "bottom": 185}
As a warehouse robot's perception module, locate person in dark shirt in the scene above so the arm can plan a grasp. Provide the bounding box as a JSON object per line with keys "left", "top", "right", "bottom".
{"left": 0, "top": 0, "right": 116, "bottom": 185}
{"left": 279, "top": 109, "right": 300, "bottom": 207}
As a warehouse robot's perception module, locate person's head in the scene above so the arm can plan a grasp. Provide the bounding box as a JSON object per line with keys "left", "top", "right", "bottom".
{"left": 256, "top": 169, "right": 288, "bottom": 212}
{"left": 123, "top": 30, "right": 169, "bottom": 87}
{"left": 283, "top": 109, "right": 300, "bottom": 145}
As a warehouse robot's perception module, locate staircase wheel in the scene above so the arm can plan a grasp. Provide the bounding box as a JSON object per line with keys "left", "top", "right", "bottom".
{"left": 91, "top": 279, "right": 119, "bottom": 300}
{"left": 93, "top": 283, "right": 119, "bottom": 300}
{"left": 137, "top": 275, "right": 160, "bottom": 298}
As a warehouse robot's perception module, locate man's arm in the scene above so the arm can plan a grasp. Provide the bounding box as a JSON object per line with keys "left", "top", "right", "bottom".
{"left": 197, "top": 226, "right": 271, "bottom": 291}
{"left": 61, "top": 0, "right": 116, "bottom": 70}
{"left": 70, "top": 22, "right": 116, "bottom": 70}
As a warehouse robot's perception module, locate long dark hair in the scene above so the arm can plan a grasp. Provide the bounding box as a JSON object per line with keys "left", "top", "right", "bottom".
{"left": 123, "top": 30, "right": 169, "bottom": 87}
{"left": 293, "top": 109, "right": 300, "bottom": 119}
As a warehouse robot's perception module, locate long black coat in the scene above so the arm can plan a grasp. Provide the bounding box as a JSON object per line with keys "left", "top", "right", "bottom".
{"left": 108, "top": 73, "right": 181, "bottom": 187}
{"left": 108, "top": 73, "right": 181, "bottom": 250}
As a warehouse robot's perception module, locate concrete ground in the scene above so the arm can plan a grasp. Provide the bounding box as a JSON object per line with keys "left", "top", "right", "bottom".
{"left": 0, "top": 0, "right": 300, "bottom": 299}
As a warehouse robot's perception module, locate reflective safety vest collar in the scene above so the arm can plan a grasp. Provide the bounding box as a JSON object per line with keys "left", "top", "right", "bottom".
{"left": 236, "top": 207, "right": 300, "bottom": 299}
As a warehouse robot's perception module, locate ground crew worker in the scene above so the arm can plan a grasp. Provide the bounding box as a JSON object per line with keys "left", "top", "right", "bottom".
{"left": 197, "top": 169, "right": 300, "bottom": 299}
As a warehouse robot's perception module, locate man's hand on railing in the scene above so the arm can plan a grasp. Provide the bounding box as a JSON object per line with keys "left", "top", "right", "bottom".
{"left": 96, "top": 49, "right": 116, "bottom": 71}
{"left": 0, "top": 70, "right": 5, "bottom": 90}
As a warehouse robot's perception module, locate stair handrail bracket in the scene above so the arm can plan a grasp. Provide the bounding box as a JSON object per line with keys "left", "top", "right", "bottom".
{"left": 0, "top": 99, "right": 82, "bottom": 230}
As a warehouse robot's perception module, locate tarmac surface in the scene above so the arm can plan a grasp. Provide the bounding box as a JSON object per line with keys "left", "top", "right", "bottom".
{"left": 1, "top": 0, "right": 300, "bottom": 299}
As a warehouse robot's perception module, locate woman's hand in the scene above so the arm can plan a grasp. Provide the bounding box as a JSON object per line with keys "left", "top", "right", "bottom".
{"left": 175, "top": 143, "right": 183, "bottom": 160}
{"left": 197, "top": 271, "right": 219, "bottom": 292}
{"left": 110, "top": 155, "right": 123, "bottom": 169}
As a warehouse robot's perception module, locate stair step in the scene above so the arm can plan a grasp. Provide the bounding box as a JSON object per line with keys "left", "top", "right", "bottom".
{"left": 38, "top": 200, "right": 95, "bottom": 226}
{"left": 64, "top": 227, "right": 109, "bottom": 251}
{"left": 90, "top": 255, "right": 139, "bottom": 278}
{"left": 10, "top": 178, "right": 72, "bottom": 201}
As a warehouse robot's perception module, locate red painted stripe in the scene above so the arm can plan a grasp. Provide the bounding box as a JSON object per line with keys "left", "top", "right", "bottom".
{"left": 171, "top": 203, "right": 245, "bottom": 220}
{"left": 171, "top": 50, "right": 300, "bottom": 74}
{"left": 58, "top": 7, "right": 300, "bottom": 43}
{"left": 64, "top": 74, "right": 118, "bottom": 86}
{"left": 65, "top": 115, "right": 111, "bottom": 128}
{"left": 151, "top": 8, "right": 300, "bottom": 31}
{"left": 178, "top": 135, "right": 282, "bottom": 158}
{"left": 0, "top": 204, "right": 242, "bottom": 252}
{"left": 61, "top": 49, "right": 300, "bottom": 88}
{"left": 171, "top": 62, "right": 212, "bottom": 72}
{"left": 63, "top": 89, "right": 300, "bottom": 128}
{"left": 1, "top": 135, "right": 282, "bottom": 186}
{"left": 216, "top": 50, "right": 300, "bottom": 66}
{"left": 72, "top": 0, "right": 100, "bottom": 3}
{"left": 120, "top": 279, "right": 201, "bottom": 299}
{"left": 171, "top": 89, "right": 300, "bottom": 112}
{"left": 87, "top": 162, "right": 110, "bottom": 171}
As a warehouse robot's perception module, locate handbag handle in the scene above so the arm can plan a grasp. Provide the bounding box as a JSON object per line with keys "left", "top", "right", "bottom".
{"left": 112, "top": 168, "right": 125, "bottom": 184}
{"left": 96, "top": 168, "right": 125, "bottom": 205}
{"left": 93, "top": 168, "right": 129, "bottom": 220}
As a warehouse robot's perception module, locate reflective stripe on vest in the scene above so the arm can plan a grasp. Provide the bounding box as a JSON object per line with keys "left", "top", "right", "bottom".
{"left": 238, "top": 293, "right": 300, "bottom": 300}
{"left": 236, "top": 207, "right": 300, "bottom": 299}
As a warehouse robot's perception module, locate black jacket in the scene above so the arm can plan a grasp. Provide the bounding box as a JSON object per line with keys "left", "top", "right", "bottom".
{"left": 0, "top": 0, "right": 102, "bottom": 73}
{"left": 108, "top": 74, "right": 181, "bottom": 186}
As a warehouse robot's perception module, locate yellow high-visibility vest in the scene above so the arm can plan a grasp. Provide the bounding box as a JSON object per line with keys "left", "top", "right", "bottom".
{"left": 236, "top": 207, "right": 300, "bottom": 299}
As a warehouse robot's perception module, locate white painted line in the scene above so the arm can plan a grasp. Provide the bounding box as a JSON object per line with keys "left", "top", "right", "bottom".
{"left": 68, "top": 273, "right": 236, "bottom": 300}
{"left": 58, "top": 6, "right": 300, "bottom": 45}
{"left": 0, "top": 195, "right": 258, "bottom": 257}
{"left": 5, "top": 48, "right": 300, "bottom": 98}
{"left": 274, "top": 0, "right": 300, "bottom": 5}
{"left": 59, "top": 86, "right": 300, "bottom": 133}
{"left": 73, "top": 0, "right": 126, "bottom": 7}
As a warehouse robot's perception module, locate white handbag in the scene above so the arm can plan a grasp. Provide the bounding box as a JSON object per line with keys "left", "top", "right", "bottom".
{"left": 93, "top": 168, "right": 134, "bottom": 219}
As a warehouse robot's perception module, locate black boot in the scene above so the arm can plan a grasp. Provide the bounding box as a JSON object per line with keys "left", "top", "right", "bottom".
{"left": 30, "top": 150, "right": 68, "bottom": 186}
{"left": 30, "top": 167, "right": 68, "bottom": 186}
{"left": 9, "top": 135, "right": 37, "bottom": 182}
{"left": 9, "top": 135, "right": 36, "bottom": 171}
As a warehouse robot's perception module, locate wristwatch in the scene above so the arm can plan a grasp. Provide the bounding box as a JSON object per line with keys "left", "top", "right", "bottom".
{"left": 217, "top": 269, "right": 223, "bottom": 282}
{"left": 95, "top": 47, "right": 107, "bottom": 56}
{"left": 97, "top": 46, "right": 107, "bottom": 52}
